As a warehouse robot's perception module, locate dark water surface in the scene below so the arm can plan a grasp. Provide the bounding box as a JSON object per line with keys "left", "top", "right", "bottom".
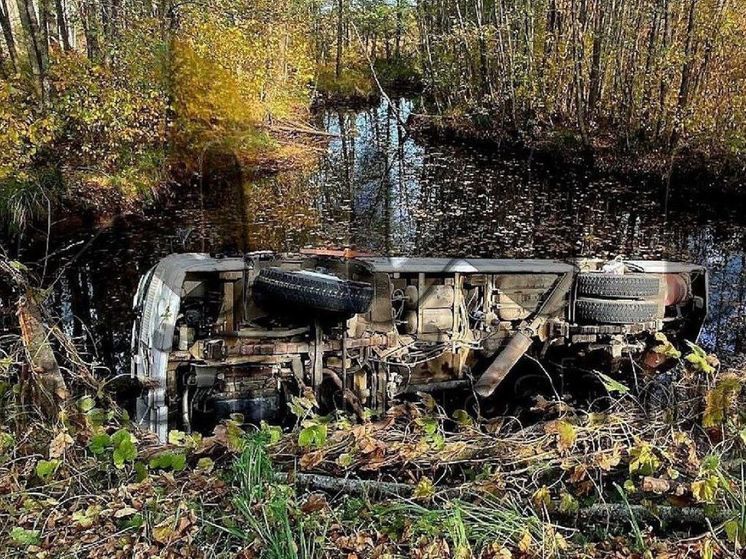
{"left": 22, "top": 98, "right": 746, "bottom": 374}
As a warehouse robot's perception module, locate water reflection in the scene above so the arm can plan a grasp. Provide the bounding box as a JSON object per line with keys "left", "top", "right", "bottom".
{"left": 35, "top": 97, "right": 746, "bottom": 372}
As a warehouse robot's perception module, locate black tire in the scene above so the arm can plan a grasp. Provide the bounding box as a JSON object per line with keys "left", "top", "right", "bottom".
{"left": 575, "top": 297, "right": 659, "bottom": 324}
{"left": 577, "top": 273, "right": 660, "bottom": 299}
{"left": 253, "top": 268, "right": 373, "bottom": 316}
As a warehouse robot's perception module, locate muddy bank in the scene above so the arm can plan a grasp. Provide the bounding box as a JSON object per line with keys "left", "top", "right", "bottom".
{"left": 407, "top": 113, "right": 745, "bottom": 194}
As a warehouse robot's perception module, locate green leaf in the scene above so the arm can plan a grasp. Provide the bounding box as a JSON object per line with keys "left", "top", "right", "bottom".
{"left": 260, "top": 420, "right": 282, "bottom": 445}
{"left": 415, "top": 416, "right": 439, "bottom": 436}
{"left": 148, "top": 454, "right": 167, "bottom": 469}
{"left": 170, "top": 453, "right": 186, "bottom": 471}
{"left": 10, "top": 527, "right": 40, "bottom": 546}
{"left": 702, "top": 374, "right": 741, "bottom": 427}
{"left": 36, "top": 459, "right": 60, "bottom": 480}
{"left": 692, "top": 475, "right": 719, "bottom": 503}
{"left": 559, "top": 491, "right": 579, "bottom": 514}
{"left": 111, "top": 429, "right": 137, "bottom": 469}
{"left": 298, "top": 423, "right": 327, "bottom": 448}
{"left": 629, "top": 442, "right": 661, "bottom": 476}
{"left": 0, "top": 431, "right": 15, "bottom": 453}
{"left": 452, "top": 409, "right": 474, "bottom": 427}
{"left": 684, "top": 341, "right": 716, "bottom": 374}
{"left": 595, "top": 371, "right": 629, "bottom": 394}
{"left": 86, "top": 408, "right": 109, "bottom": 427}
{"left": 336, "top": 453, "right": 353, "bottom": 468}
{"left": 653, "top": 332, "right": 682, "bottom": 359}
{"left": 148, "top": 451, "right": 186, "bottom": 471}
{"left": 72, "top": 506, "right": 99, "bottom": 528}
{"left": 78, "top": 395, "right": 96, "bottom": 412}
{"left": 623, "top": 479, "right": 637, "bottom": 494}
{"left": 724, "top": 518, "right": 746, "bottom": 545}
{"left": 111, "top": 429, "right": 131, "bottom": 447}
{"left": 122, "top": 513, "right": 144, "bottom": 530}
{"left": 196, "top": 457, "right": 214, "bottom": 472}
{"left": 226, "top": 420, "right": 245, "bottom": 451}
{"left": 429, "top": 432, "right": 445, "bottom": 451}
{"left": 701, "top": 454, "right": 720, "bottom": 472}
{"left": 134, "top": 461, "right": 148, "bottom": 482}
{"left": 168, "top": 430, "right": 186, "bottom": 446}
{"left": 88, "top": 433, "right": 111, "bottom": 455}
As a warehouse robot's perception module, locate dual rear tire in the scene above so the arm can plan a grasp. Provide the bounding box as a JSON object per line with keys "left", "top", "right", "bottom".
{"left": 575, "top": 273, "right": 661, "bottom": 324}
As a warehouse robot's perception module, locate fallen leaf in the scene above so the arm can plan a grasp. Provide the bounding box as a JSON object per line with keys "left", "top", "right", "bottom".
{"left": 49, "top": 431, "right": 73, "bottom": 459}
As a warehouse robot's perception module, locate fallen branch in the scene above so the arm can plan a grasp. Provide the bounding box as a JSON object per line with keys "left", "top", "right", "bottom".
{"left": 279, "top": 472, "right": 413, "bottom": 497}
{"left": 561, "top": 503, "right": 732, "bottom": 530}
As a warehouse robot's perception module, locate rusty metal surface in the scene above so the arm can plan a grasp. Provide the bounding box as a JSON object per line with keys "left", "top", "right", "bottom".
{"left": 358, "top": 257, "right": 576, "bottom": 274}
{"left": 233, "top": 334, "right": 390, "bottom": 357}
{"left": 473, "top": 331, "right": 534, "bottom": 398}
{"left": 664, "top": 274, "right": 690, "bottom": 306}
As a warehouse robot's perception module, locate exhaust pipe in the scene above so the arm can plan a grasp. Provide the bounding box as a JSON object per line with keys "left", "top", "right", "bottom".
{"left": 473, "top": 271, "right": 575, "bottom": 399}
{"left": 473, "top": 331, "right": 534, "bottom": 398}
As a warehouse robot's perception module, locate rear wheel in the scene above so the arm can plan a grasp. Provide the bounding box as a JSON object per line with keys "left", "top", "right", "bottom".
{"left": 575, "top": 298, "right": 659, "bottom": 324}
{"left": 253, "top": 268, "right": 374, "bottom": 317}
{"left": 577, "top": 273, "right": 660, "bottom": 299}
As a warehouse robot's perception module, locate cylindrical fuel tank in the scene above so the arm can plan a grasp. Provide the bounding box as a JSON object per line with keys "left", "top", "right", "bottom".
{"left": 401, "top": 308, "right": 454, "bottom": 334}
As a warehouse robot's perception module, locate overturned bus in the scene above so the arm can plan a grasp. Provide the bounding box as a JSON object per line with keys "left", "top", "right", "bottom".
{"left": 131, "top": 252, "right": 707, "bottom": 440}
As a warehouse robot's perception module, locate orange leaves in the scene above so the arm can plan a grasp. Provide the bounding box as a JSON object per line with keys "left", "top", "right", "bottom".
{"left": 594, "top": 445, "right": 623, "bottom": 472}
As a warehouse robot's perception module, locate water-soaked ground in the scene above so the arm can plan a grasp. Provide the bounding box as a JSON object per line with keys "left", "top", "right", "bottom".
{"left": 14, "top": 98, "right": 746, "bottom": 374}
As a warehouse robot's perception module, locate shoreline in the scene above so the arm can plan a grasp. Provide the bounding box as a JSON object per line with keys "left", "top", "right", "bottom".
{"left": 407, "top": 112, "right": 745, "bottom": 196}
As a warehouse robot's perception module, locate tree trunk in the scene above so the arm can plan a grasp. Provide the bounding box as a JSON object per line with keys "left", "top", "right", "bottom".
{"left": 18, "top": 291, "right": 70, "bottom": 420}
{"left": 587, "top": 0, "right": 605, "bottom": 115}
{"left": 570, "top": 0, "right": 590, "bottom": 148}
{"left": 335, "top": 0, "right": 343, "bottom": 78}
{"left": 0, "top": 0, "right": 17, "bottom": 71}
{"left": 395, "top": 0, "right": 402, "bottom": 58}
{"left": 39, "top": 0, "right": 51, "bottom": 53}
{"left": 16, "top": 0, "right": 50, "bottom": 102}
{"left": 79, "top": 0, "right": 101, "bottom": 60}
{"left": 55, "top": 0, "right": 71, "bottom": 50}
{"left": 655, "top": 0, "right": 670, "bottom": 140}
{"left": 672, "top": 0, "right": 696, "bottom": 148}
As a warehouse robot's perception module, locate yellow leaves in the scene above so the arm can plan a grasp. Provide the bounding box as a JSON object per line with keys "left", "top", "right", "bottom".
{"left": 691, "top": 475, "right": 720, "bottom": 503}
{"left": 171, "top": 3, "right": 313, "bottom": 151}
{"left": 517, "top": 531, "right": 533, "bottom": 554}
{"left": 531, "top": 485, "right": 551, "bottom": 509}
{"left": 684, "top": 341, "right": 718, "bottom": 374}
{"left": 724, "top": 518, "right": 746, "bottom": 548}
{"left": 556, "top": 420, "right": 577, "bottom": 452}
{"left": 488, "top": 543, "right": 512, "bottom": 559}
{"left": 413, "top": 477, "right": 435, "bottom": 500}
{"left": 653, "top": 332, "right": 682, "bottom": 359}
{"left": 152, "top": 504, "right": 197, "bottom": 545}
{"left": 629, "top": 441, "right": 661, "bottom": 476}
{"left": 72, "top": 505, "right": 101, "bottom": 528}
{"left": 702, "top": 373, "right": 742, "bottom": 428}
{"left": 545, "top": 419, "right": 576, "bottom": 452}
{"left": 558, "top": 491, "right": 579, "bottom": 514}
{"left": 594, "top": 445, "right": 622, "bottom": 471}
